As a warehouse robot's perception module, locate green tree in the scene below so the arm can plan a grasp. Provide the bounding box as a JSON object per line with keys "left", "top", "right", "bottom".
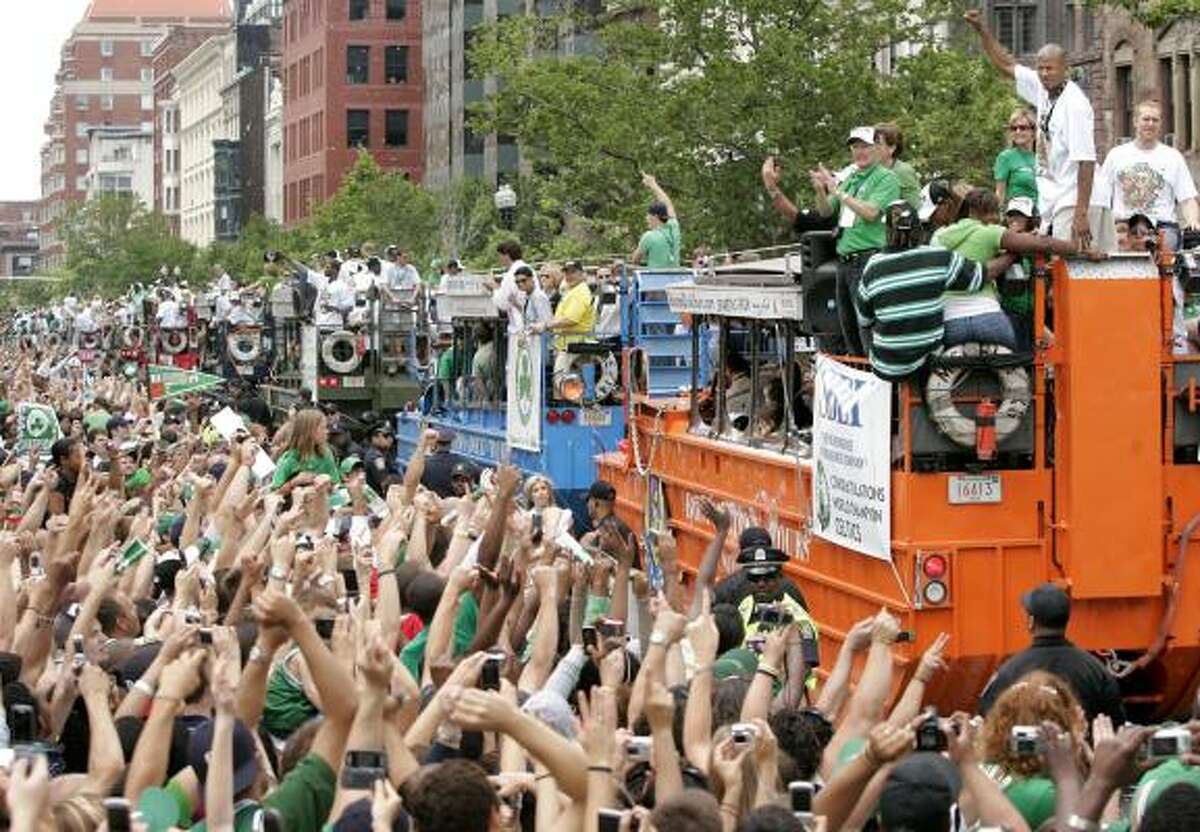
{"left": 1088, "top": 0, "right": 1200, "bottom": 28}
{"left": 59, "top": 194, "right": 196, "bottom": 296}
{"left": 468, "top": 0, "right": 1005, "bottom": 256}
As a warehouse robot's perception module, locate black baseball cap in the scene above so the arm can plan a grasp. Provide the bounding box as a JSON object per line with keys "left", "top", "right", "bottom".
{"left": 189, "top": 717, "right": 259, "bottom": 793}
{"left": 878, "top": 752, "right": 961, "bottom": 830}
{"left": 736, "top": 527, "right": 787, "bottom": 572}
{"left": 1021, "top": 582, "right": 1071, "bottom": 629}
{"left": 588, "top": 481, "right": 616, "bottom": 502}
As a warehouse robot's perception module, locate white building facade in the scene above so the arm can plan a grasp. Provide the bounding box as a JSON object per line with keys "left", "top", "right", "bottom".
{"left": 264, "top": 73, "right": 284, "bottom": 224}
{"left": 175, "top": 32, "right": 237, "bottom": 247}
{"left": 84, "top": 126, "right": 155, "bottom": 206}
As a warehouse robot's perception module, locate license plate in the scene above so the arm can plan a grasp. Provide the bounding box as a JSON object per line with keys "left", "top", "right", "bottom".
{"left": 236, "top": 365, "right": 254, "bottom": 376}
{"left": 581, "top": 407, "right": 612, "bottom": 427}
{"left": 948, "top": 473, "right": 1001, "bottom": 504}
{"left": 341, "top": 376, "right": 366, "bottom": 388}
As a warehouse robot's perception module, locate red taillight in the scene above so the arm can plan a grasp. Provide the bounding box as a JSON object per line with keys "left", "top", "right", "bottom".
{"left": 319, "top": 377, "right": 340, "bottom": 389}
{"left": 923, "top": 554, "right": 947, "bottom": 579}
{"left": 560, "top": 409, "right": 576, "bottom": 424}
{"left": 546, "top": 409, "right": 560, "bottom": 424}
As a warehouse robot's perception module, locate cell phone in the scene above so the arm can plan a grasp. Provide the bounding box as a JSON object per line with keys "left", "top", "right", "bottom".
{"left": 582, "top": 625, "right": 598, "bottom": 650}
{"left": 789, "top": 780, "right": 819, "bottom": 814}
{"left": 10, "top": 703, "right": 35, "bottom": 744}
{"left": 342, "top": 569, "right": 360, "bottom": 599}
{"left": 531, "top": 509, "right": 543, "bottom": 545}
{"left": 625, "top": 736, "right": 652, "bottom": 762}
{"left": 340, "top": 749, "right": 387, "bottom": 789}
{"left": 597, "top": 809, "right": 624, "bottom": 832}
{"left": 198, "top": 628, "right": 213, "bottom": 646}
{"left": 894, "top": 630, "right": 915, "bottom": 643}
{"left": 915, "top": 710, "right": 947, "bottom": 752}
{"left": 72, "top": 635, "right": 86, "bottom": 674}
{"left": 1009, "top": 725, "right": 1041, "bottom": 756}
{"left": 799, "top": 619, "right": 821, "bottom": 668}
{"left": 314, "top": 619, "right": 335, "bottom": 640}
{"left": 1141, "top": 726, "right": 1193, "bottom": 762}
{"left": 481, "top": 652, "right": 503, "bottom": 691}
{"left": 597, "top": 618, "right": 625, "bottom": 640}
{"left": 105, "top": 798, "right": 132, "bottom": 832}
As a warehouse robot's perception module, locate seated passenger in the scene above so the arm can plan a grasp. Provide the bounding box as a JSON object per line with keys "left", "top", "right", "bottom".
{"left": 932, "top": 188, "right": 1097, "bottom": 350}
{"left": 855, "top": 202, "right": 984, "bottom": 381}
{"left": 999, "top": 197, "right": 1039, "bottom": 349}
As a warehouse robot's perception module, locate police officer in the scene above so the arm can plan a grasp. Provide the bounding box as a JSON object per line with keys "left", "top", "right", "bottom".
{"left": 419, "top": 428, "right": 463, "bottom": 498}
{"left": 362, "top": 422, "right": 401, "bottom": 495}
{"left": 717, "top": 530, "right": 816, "bottom": 642}
{"left": 978, "top": 582, "right": 1126, "bottom": 724}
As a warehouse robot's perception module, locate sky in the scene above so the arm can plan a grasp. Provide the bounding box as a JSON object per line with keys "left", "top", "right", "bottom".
{"left": 0, "top": 0, "right": 91, "bottom": 202}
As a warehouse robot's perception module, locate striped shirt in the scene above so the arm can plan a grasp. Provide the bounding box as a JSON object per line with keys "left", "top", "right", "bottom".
{"left": 855, "top": 246, "right": 983, "bottom": 380}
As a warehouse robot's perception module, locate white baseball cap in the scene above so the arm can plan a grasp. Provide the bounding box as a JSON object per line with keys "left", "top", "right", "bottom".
{"left": 1005, "top": 196, "right": 1037, "bottom": 218}
{"left": 846, "top": 126, "right": 876, "bottom": 145}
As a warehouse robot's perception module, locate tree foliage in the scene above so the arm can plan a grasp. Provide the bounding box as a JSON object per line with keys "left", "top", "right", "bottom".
{"left": 1089, "top": 0, "right": 1200, "bottom": 28}
{"left": 59, "top": 194, "right": 197, "bottom": 297}
{"left": 467, "top": 0, "right": 1015, "bottom": 255}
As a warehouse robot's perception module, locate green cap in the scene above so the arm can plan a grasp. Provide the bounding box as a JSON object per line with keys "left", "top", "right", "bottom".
{"left": 712, "top": 647, "right": 758, "bottom": 680}
{"left": 1132, "top": 758, "right": 1200, "bottom": 827}
{"left": 156, "top": 512, "right": 180, "bottom": 537}
{"left": 136, "top": 786, "right": 181, "bottom": 832}
{"left": 125, "top": 468, "right": 152, "bottom": 492}
{"left": 1004, "top": 777, "right": 1057, "bottom": 830}
{"left": 339, "top": 455, "right": 364, "bottom": 476}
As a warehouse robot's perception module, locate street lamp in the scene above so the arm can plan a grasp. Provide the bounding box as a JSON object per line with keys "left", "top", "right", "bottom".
{"left": 494, "top": 183, "right": 517, "bottom": 230}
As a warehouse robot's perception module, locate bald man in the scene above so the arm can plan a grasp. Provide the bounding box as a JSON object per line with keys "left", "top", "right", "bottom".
{"left": 965, "top": 9, "right": 1116, "bottom": 252}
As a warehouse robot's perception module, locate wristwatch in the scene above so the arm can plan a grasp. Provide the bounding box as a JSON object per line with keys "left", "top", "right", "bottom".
{"left": 1067, "top": 815, "right": 1100, "bottom": 832}
{"left": 649, "top": 631, "right": 668, "bottom": 647}
{"left": 269, "top": 565, "right": 289, "bottom": 582}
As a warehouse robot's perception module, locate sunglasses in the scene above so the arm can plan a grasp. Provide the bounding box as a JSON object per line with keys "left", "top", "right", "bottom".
{"left": 746, "top": 570, "right": 779, "bottom": 584}
{"left": 1009, "top": 124, "right": 1034, "bottom": 131}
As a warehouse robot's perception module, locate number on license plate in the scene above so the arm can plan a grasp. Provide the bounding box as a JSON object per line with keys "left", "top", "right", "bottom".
{"left": 948, "top": 474, "right": 1001, "bottom": 504}
{"left": 581, "top": 408, "right": 612, "bottom": 427}
{"left": 342, "top": 376, "right": 366, "bottom": 388}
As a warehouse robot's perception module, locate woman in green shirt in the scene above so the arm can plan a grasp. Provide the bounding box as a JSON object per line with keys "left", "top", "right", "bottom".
{"left": 270, "top": 408, "right": 342, "bottom": 492}
{"left": 994, "top": 108, "right": 1038, "bottom": 204}
{"left": 874, "top": 122, "right": 921, "bottom": 209}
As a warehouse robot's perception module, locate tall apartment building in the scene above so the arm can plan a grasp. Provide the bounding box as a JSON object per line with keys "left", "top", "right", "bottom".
{"left": 38, "top": 0, "right": 232, "bottom": 267}
{"left": 83, "top": 126, "right": 155, "bottom": 206}
{"left": 281, "top": 0, "right": 424, "bottom": 225}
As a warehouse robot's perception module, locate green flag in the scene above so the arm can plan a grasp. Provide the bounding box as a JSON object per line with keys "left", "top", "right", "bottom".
{"left": 16, "top": 402, "right": 62, "bottom": 454}
{"left": 148, "top": 365, "right": 225, "bottom": 401}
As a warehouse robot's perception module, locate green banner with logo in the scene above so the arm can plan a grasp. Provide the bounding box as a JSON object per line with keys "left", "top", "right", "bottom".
{"left": 16, "top": 402, "right": 62, "bottom": 454}
{"left": 148, "top": 365, "right": 225, "bottom": 401}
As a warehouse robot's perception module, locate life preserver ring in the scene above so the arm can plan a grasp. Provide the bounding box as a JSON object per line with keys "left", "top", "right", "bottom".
{"left": 321, "top": 330, "right": 362, "bottom": 374}
{"left": 123, "top": 327, "right": 145, "bottom": 349}
{"left": 925, "top": 343, "right": 1031, "bottom": 448}
{"left": 45, "top": 333, "right": 62, "bottom": 350}
{"left": 19, "top": 335, "right": 35, "bottom": 351}
{"left": 594, "top": 351, "right": 620, "bottom": 400}
{"left": 228, "top": 331, "right": 262, "bottom": 364}
{"left": 80, "top": 332, "right": 100, "bottom": 350}
{"left": 160, "top": 328, "right": 188, "bottom": 355}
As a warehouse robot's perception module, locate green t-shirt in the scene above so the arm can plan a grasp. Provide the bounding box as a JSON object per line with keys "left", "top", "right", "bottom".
{"left": 932, "top": 218, "right": 1007, "bottom": 302}
{"left": 891, "top": 159, "right": 922, "bottom": 209}
{"left": 263, "top": 646, "right": 318, "bottom": 738}
{"left": 436, "top": 347, "right": 456, "bottom": 381}
{"left": 994, "top": 147, "right": 1038, "bottom": 203}
{"left": 831, "top": 164, "right": 900, "bottom": 256}
{"left": 270, "top": 448, "right": 343, "bottom": 490}
{"left": 399, "top": 591, "right": 479, "bottom": 680}
{"left": 638, "top": 218, "right": 682, "bottom": 269}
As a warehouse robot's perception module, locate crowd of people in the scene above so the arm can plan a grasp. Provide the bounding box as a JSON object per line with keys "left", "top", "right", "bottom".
{"left": 0, "top": 324, "right": 1196, "bottom": 832}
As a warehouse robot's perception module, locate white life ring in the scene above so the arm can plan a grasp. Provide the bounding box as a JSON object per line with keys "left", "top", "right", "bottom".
{"left": 321, "top": 330, "right": 362, "bottom": 374}
{"left": 80, "top": 332, "right": 100, "bottom": 350}
{"left": 19, "top": 335, "right": 35, "bottom": 351}
{"left": 160, "top": 328, "right": 188, "bottom": 355}
{"left": 123, "top": 327, "right": 145, "bottom": 349}
{"left": 45, "top": 333, "right": 62, "bottom": 350}
{"left": 925, "top": 343, "right": 1031, "bottom": 449}
{"left": 228, "top": 331, "right": 262, "bottom": 364}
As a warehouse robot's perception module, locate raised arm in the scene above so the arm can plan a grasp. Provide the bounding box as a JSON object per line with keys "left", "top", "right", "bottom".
{"left": 762, "top": 158, "right": 801, "bottom": 224}
{"left": 79, "top": 664, "right": 125, "bottom": 795}
{"left": 822, "top": 608, "right": 899, "bottom": 776}
{"left": 642, "top": 173, "right": 676, "bottom": 219}
{"left": 814, "top": 616, "right": 873, "bottom": 720}
{"left": 689, "top": 499, "right": 730, "bottom": 618}
{"left": 964, "top": 8, "right": 1016, "bottom": 78}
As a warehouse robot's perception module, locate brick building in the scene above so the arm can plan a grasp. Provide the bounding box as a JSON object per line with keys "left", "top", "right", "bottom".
{"left": 0, "top": 203, "right": 40, "bottom": 278}
{"left": 38, "top": 0, "right": 232, "bottom": 267}
{"left": 281, "top": 0, "right": 423, "bottom": 225}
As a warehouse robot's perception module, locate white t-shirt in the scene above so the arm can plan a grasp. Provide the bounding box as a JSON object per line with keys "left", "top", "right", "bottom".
{"left": 493, "top": 259, "right": 539, "bottom": 331}
{"left": 1101, "top": 140, "right": 1199, "bottom": 224}
{"left": 1015, "top": 65, "right": 1097, "bottom": 218}
{"left": 156, "top": 298, "right": 185, "bottom": 328}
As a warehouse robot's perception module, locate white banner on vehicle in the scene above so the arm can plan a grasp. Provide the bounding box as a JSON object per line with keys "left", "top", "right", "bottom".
{"left": 506, "top": 332, "right": 542, "bottom": 452}
{"left": 811, "top": 356, "right": 891, "bottom": 561}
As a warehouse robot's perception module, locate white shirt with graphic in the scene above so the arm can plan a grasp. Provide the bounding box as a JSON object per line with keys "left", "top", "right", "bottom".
{"left": 1101, "top": 140, "right": 1198, "bottom": 224}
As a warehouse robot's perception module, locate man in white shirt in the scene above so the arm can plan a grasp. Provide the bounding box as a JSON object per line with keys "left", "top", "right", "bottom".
{"left": 1100, "top": 98, "right": 1200, "bottom": 251}
{"left": 491, "top": 240, "right": 536, "bottom": 331}
{"left": 966, "top": 9, "right": 1115, "bottom": 251}
{"left": 315, "top": 266, "right": 357, "bottom": 328}
{"left": 155, "top": 289, "right": 186, "bottom": 329}
{"left": 514, "top": 266, "right": 553, "bottom": 331}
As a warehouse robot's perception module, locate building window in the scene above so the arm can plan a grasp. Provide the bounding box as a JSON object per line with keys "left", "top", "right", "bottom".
{"left": 1183, "top": 54, "right": 1193, "bottom": 150}
{"left": 102, "top": 95, "right": 114, "bottom": 111}
{"left": 385, "top": 109, "right": 408, "bottom": 146}
{"left": 141, "top": 94, "right": 153, "bottom": 110}
{"left": 346, "top": 46, "right": 369, "bottom": 84}
{"left": 77, "top": 122, "right": 89, "bottom": 138}
{"left": 101, "top": 39, "right": 114, "bottom": 57}
{"left": 1160, "top": 57, "right": 1175, "bottom": 139}
{"left": 385, "top": 46, "right": 408, "bottom": 84}
{"left": 347, "top": 109, "right": 370, "bottom": 147}
{"left": 993, "top": 2, "right": 1038, "bottom": 57}
{"left": 349, "top": 0, "right": 368, "bottom": 20}
{"left": 76, "top": 95, "right": 89, "bottom": 110}
{"left": 77, "top": 176, "right": 89, "bottom": 191}
{"left": 314, "top": 47, "right": 324, "bottom": 87}
{"left": 1064, "top": 1, "right": 1076, "bottom": 52}
{"left": 76, "top": 149, "right": 88, "bottom": 164}
{"left": 386, "top": 0, "right": 406, "bottom": 19}
{"left": 464, "top": 126, "right": 485, "bottom": 155}
{"left": 141, "top": 68, "right": 153, "bottom": 82}
{"left": 142, "top": 39, "right": 155, "bottom": 56}
{"left": 101, "top": 67, "right": 113, "bottom": 82}
{"left": 1116, "top": 63, "right": 1134, "bottom": 140}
